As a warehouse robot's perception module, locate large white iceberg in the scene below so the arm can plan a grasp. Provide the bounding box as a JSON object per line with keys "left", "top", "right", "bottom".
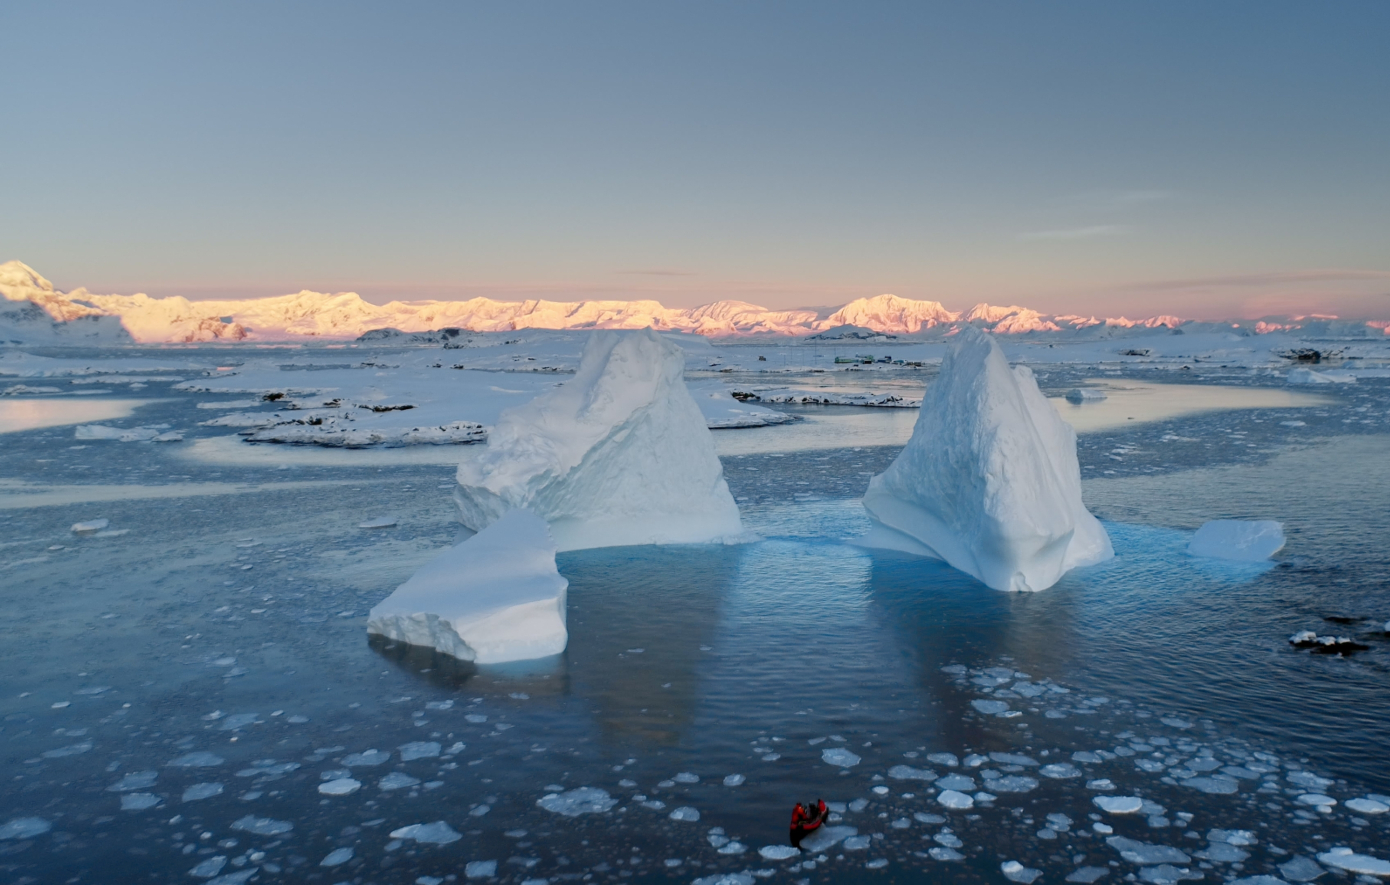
{"left": 367, "top": 510, "right": 568, "bottom": 664}
{"left": 454, "top": 329, "right": 743, "bottom": 550}
{"left": 861, "top": 328, "right": 1112, "bottom": 591}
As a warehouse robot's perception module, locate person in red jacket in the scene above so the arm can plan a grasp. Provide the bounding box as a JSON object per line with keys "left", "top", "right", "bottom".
{"left": 789, "top": 798, "right": 828, "bottom": 847}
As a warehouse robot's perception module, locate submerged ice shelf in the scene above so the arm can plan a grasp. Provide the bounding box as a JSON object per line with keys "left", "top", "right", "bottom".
{"left": 862, "top": 328, "right": 1112, "bottom": 591}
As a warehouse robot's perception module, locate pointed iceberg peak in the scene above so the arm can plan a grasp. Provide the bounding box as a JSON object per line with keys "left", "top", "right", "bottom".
{"left": 861, "top": 327, "right": 1112, "bottom": 591}
{"left": 454, "top": 328, "right": 743, "bottom": 551}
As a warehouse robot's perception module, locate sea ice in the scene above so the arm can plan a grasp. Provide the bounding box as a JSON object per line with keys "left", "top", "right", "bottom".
{"left": 399, "top": 741, "right": 442, "bottom": 761}
{"left": 937, "top": 790, "right": 974, "bottom": 809}
{"left": 799, "top": 825, "right": 856, "bottom": 853}
{"left": 107, "top": 771, "right": 158, "bottom": 791}
{"left": 379, "top": 772, "right": 421, "bottom": 790}
{"left": 454, "top": 330, "right": 743, "bottom": 550}
{"left": 1316, "top": 848, "right": 1390, "bottom": 876}
{"left": 320, "top": 847, "right": 354, "bottom": 867}
{"left": 1346, "top": 797, "right": 1389, "bottom": 814}
{"left": 822, "top": 748, "right": 861, "bottom": 768}
{"left": 1186, "top": 520, "right": 1285, "bottom": 561}
{"left": 1108, "top": 836, "right": 1191, "bottom": 865}
{"left": 190, "top": 856, "right": 227, "bottom": 877}
{"left": 390, "top": 821, "right": 462, "bottom": 845}
{"left": 536, "top": 787, "right": 617, "bottom": 816}
{"left": 1094, "top": 796, "right": 1144, "bottom": 814}
{"left": 0, "top": 817, "right": 51, "bottom": 839}
{"left": 465, "top": 860, "right": 497, "bottom": 879}
{"left": 1002, "top": 860, "right": 1043, "bottom": 883}
{"left": 167, "top": 751, "right": 224, "bottom": 767}
{"left": 668, "top": 806, "right": 700, "bottom": 822}
{"left": 231, "top": 815, "right": 293, "bottom": 836}
{"left": 367, "top": 510, "right": 568, "bottom": 664}
{"left": 861, "top": 328, "right": 1112, "bottom": 592}
{"left": 1288, "top": 367, "right": 1355, "bottom": 384}
{"left": 120, "top": 793, "right": 161, "bottom": 810}
{"left": 182, "top": 783, "right": 223, "bottom": 802}
{"left": 71, "top": 518, "right": 109, "bottom": 533}
{"left": 758, "top": 845, "right": 800, "bottom": 860}
{"left": 887, "top": 765, "right": 937, "bottom": 781}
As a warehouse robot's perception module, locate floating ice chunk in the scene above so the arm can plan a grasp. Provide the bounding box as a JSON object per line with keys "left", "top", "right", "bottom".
{"left": 673, "top": 772, "right": 700, "bottom": 783}
{"left": 71, "top": 517, "right": 112, "bottom": 534}
{"left": 860, "top": 328, "right": 1112, "bottom": 592}
{"left": 1347, "top": 797, "right": 1389, "bottom": 814}
{"left": 1195, "top": 843, "right": 1249, "bottom": 863}
{"left": 359, "top": 515, "right": 398, "bottom": 529}
{"left": 989, "top": 752, "right": 1039, "bottom": 766}
{"left": 843, "top": 835, "right": 872, "bottom": 850}
{"left": 465, "top": 860, "right": 497, "bottom": 879}
{"left": 723, "top": 774, "right": 745, "bottom": 786}
{"left": 1108, "top": 836, "right": 1191, "bottom": 865}
{"left": 990, "top": 776, "right": 1038, "bottom": 793}
{"left": 1296, "top": 793, "right": 1336, "bottom": 807}
{"left": 218, "top": 713, "right": 259, "bottom": 731}
{"left": 1094, "top": 796, "right": 1144, "bottom": 814}
{"left": 168, "top": 751, "right": 224, "bottom": 768}
{"left": 888, "top": 765, "right": 937, "bottom": 781}
{"left": 454, "top": 330, "right": 743, "bottom": 551}
{"left": 1186, "top": 520, "right": 1285, "bottom": 561}
{"left": 1065, "top": 388, "right": 1107, "bottom": 403}
{"left": 120, "top": 793, "right": 161, "bottom": 811}
{"left": 822, "top": 748, "right": 861, "bottom": 768}
{"left": 1316, "top": 848, "right": 1390, "bottom": 877}
{"left": 799, "top": 825, "right": 856, "bottom": 853}
{"left": 930, "top": 847, "right": 965, "bottom": 861}
{"left": 0, "top": 817, "right": 51, "bottom": 839}
{"left": 1278, "top": 856, "right": 1326, "bottom": 882}
{"left": 190, "top": 856, "right": 228, "bottom": 878}
{"left": 937, "top": 790, "right": 974, "bottom": 809}
{"left": 669, "top": 806, "right": 700, "bottom": 822}
{"left": 204, "top": 871, "right": 257, "bottom": 885}
{"left": 231, "top": 815, "right": 293, "bottom": 836}
{"left": 108, "top": 771, "right": 158, "bottom": 791}
{"left": 1138, "top": 864, "right": 1200, "bottom": 883}
{"left": 1002, "top": 860, "right": 1043, "bottom": 883}
{"left": 693, "top": 874, "right": 756, "bottom": 885}
{"left": 1066, "top": 866, "right": 1110, "bottom": 883}
{"left": 1208, "top": 829, "right": 1257, "bottom": 846}
{"left": 367, "top": 510, "right": 568, "bottom": 664}
{"left": 759, "top": 845, "right": 800, "bottom": 860}
{"left": 717, "top": 841, "right": 745, "bottom": 855}
{"left": 399, "top": 741, "right": 442, "bottom": 761}
{"left": 927, "top": 752, "right": 959, "bottom": 767}
{"left": 970, "top": 700, "right": 1010, "bottom": 715}
{"left": 536, "top": 787, "right": 616, "bottom": 816}
{"left": 379, "top": 772, "right": 421, "bottom": 790}
{"left": 1287, "top": 771, "right": 1333, "bottom": 790}
{"left": 1182, "top": 776, "right": 1239, "bottom": 794}
{"left": 1042, "top": 763, "right": 1082, "bottom": 778}
{"left": 1288, "top": 367, "right": 1354, "bottom": 384}
{"left": 936, "top": 774, "right": 976, "bottom": 792}
{"left": 320, "top": 847, "right": 353, "bottom": 867}
{"left": 183, "top": 783, "right": 223, "bottom": 802}
{"left": 390, "top": 821, "right": 462, "bottom": 845}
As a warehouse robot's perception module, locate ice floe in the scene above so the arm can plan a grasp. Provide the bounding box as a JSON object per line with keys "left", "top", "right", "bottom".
{"left": 536, "top": 787, "right": 617, "bottom": 816}
{"left": 454, "top": 330, "right": 743, "bottom": 551}
{"left": 0, "top": 817, "right": 51, "bottom": 839}
{"left": 390, "top": 821, "right": 462, "bottom": 845}
{"left": 860, "top": 328, "right": 1112, "bottom": 591}
{"left": 367, "top": 509, "right": 568, "bottom": 664}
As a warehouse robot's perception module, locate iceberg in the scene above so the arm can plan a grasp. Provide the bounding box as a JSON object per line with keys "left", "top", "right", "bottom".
{"left": 1186, "top": 520, "right": 1285, "bottom": 561}
{"left": 861, "top": 328, "right": 1113, "bottom": 592}
{"left": 366, "top": 510, "right": 568, "bottom": 664}
{"left": 454, "top": 329, "right": 743, "bottom": 550}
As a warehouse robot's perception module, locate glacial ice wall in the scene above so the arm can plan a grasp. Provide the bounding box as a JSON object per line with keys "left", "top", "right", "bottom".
{"left": 454, "top": 329, "right": 743, "bottom": 551}
{"left": 861, "top": 327, "right": 1112, "bottom": 591}
{"left": 367, "top": 509, "right": 568, "bottom": 664}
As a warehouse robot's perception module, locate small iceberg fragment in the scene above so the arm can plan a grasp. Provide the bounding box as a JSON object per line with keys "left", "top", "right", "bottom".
{"left": 799, "top": 825, "right": 856, "bottom": 853}
{"left": 1094, "top": 796, "right": 1144, "bottom": 814}
{"left": 821, "top": 747, "right": 861, "bottom": 768}
{"left": 367, "top": 509, "right": 568, "bottom": 664}
{"left": 887, "top": 765, "right": 937, "bottom": 781}
{"left": 71, "top": 518, "right": 109, "bottom": 534}
{"left": 320, "top": 847, "right": 354, "bottom": 867}
{"left": 454, "top": 329, "right": 743, "bottom": 551}
{"left": 182, "top": 783, "right": 223, "bottom": 802}
{"left": 1002, "top": 860, "right": 1043, "bottom": 883}
{"left": 536, "top": 787, "right": 617, "bottom": 816}
{"left": 1288, "top": 367, "right": 1355, "bottom": 384}
{"left": 1186, "top": 520, "right": 1285, "bottom": 561}
{"left": 389, "top": 821, "right": 462, "bottom": 845}
{"left": 937, "top": 790, "right": 974, "bottom": 809}
{"left": 0, "top": 817, "right": 51, "bottom": 840}
{"left": 1316, "top": 848, "right": 1390, "bottom": 877}
{"left": 860, "top": 328, "right": 1112, "bottom": 592}
{"left": 1064, "top": 388, "right": 1107, "bottom": 403}
{"left": 758, "top": 844, "right": 800, "bottom": 860}
{"left": 120, "top": 793, "right": 161, "bottom": 811}
{"left": 231, "top": 815, "right": 292, "bottom": 836}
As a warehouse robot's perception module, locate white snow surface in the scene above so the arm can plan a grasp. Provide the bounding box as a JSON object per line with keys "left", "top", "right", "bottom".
{"left": 454, "top": 330, "right": 743, "bottom": 551}
{"left": 861, "top": 328, "right": 1113, "bottom": 592}
{"left": 367, "top": 510, "right": 568, "bottom": 664}
{"left": 1186, "top": 520, "right": 1286, "bottom": 561}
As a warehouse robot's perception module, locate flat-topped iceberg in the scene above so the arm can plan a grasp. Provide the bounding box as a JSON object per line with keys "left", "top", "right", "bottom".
{"left": 454, "top": 329, "right": 743, "bottom": 550}
{"left": 861, "top": 328, "right": 1112, "bottom": 592}
{"left": 367, "top": 509, "right": 568, "bottom": 664}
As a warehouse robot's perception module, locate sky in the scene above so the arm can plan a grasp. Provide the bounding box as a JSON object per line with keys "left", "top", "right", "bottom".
{"left": 4, "top": 1, "right": 1388, "bottom": 320}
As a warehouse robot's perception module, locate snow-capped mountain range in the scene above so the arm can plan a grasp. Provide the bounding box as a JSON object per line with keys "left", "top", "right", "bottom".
{"left": 2, "top": 260, "right": 1385, "bottom": 344}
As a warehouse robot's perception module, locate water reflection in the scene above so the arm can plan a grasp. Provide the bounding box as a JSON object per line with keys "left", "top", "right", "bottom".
{"left": 1052, "top": 381, "right": 1331, "bottom": 433}
{"left": 0, "top": 397, "right": 154, "bottom": 433}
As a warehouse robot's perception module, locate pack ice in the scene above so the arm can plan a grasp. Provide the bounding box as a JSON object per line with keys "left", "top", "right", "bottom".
{"left": 454, "top": 329, "right": 743, "bottom": 551}
{"left": 861, "top": 328, "right": 1112, "bottom": 592}
{"left": 367, "top": 510, "right": 568, "bottom": 664}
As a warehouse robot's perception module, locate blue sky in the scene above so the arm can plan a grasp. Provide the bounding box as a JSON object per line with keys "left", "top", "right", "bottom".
{"left": 4, "top": 2, "right": 1388, "bottom": 318}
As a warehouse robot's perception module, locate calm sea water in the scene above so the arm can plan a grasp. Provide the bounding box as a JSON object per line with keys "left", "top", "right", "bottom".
{"left": 1, "top": 357, "right": 1387, "bottom": 885}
